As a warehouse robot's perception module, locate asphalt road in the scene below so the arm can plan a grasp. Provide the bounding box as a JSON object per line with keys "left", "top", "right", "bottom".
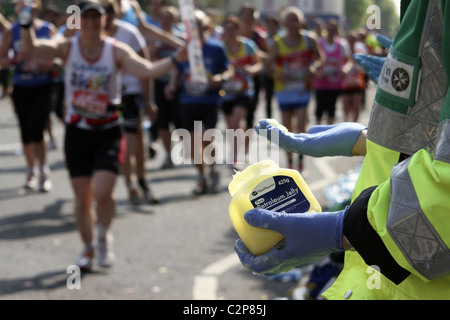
{"left": 0, "top": 85, "right": 374, "bottom": 301}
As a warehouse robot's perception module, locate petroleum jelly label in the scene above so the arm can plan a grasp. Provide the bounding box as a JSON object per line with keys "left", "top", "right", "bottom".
{"left": 249, "top": 176, "right": 310, "bottom": 213}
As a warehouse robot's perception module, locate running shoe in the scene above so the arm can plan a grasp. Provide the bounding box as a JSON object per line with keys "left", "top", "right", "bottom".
{"left": 97, "top": 232, "right": 116, "bottom": 268}
{"left": 75, "top": 247, "right": 94, "bottom": 271}
{"left": 47, "top": 139, "right": 57, "bottom": 150}
{"left": 192, "top": 175, "right": 208, "bottom": 195}
{"left": 143, "top": 189, "right": 160, "bottom": 205}
{"left": 148, "top": 142, "right": 158, "bottom": 159}
{"left": 39, "top": 174, "right": 52, "bottom": 192}
{"left": 24, "top": 174, "right": 37, "bottom": 190}
{"left": 128, "top": 186, "right": 140, "bottom": 206}
{"left": 209, "top": 170, "right": 220, "bottom": 194}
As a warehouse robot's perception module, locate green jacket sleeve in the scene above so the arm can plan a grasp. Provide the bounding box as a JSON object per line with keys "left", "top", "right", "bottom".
{"left": 344, "top": 120, "right": 450, "bottom": 283}
{"left": 344, "top": 0, "right": 450, "bottom": 284}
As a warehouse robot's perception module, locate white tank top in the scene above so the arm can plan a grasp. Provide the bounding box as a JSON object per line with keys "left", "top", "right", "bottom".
{"left": 64, "top": 36, "right": 122, "bottom": 130}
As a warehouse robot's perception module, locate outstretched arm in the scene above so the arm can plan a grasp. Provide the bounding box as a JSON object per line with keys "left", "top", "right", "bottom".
{"left": 18, "top": 1, "right": 66, "bottom": 61}
{"left": 255, "top": 119, "right": 367, "bottom": 157}
{"left": 20, "top": 23, "right": 66, "bottom": 61}
{"left": 115, "top": 40, "right": 187, "bottom": 81}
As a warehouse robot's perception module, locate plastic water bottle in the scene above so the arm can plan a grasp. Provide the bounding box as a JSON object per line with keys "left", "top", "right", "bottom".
{"left": 18, "top": 1, "right": 33, "bottom": 27}
{"left": 143, "top": 119, "right": 151, "bottom": 132}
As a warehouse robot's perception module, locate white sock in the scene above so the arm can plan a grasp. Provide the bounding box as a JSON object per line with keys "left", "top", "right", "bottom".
{"left": 97, "top": 224, "right": 109, "bottom": 240}
{"left": 39, "top": 165, "right": 50, "bottom": 176}
{"left": 26, "top": 167, "right": 36, "bottom": 176}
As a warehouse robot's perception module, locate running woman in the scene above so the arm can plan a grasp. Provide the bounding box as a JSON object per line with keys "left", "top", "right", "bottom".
{"left": 268, "top": 6, "right": 322, "bottom": 172}
{"left": 19, "top": 0, "right": 186, "bottom": 270}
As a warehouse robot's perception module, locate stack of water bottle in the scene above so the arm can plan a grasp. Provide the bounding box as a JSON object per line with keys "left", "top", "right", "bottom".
{"left": 323, "top": 165, "right": 362, "bottom": 211}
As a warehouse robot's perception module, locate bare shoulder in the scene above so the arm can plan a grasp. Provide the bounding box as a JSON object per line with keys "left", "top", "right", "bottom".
{"left": 113, "top": 39, "right": 134, "bottom": 57}
{"left": 112, "top": 39, "right": 137, "bottom": 67}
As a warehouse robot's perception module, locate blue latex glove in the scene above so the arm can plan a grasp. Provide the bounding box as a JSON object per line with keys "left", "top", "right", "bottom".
{"left": 376, "top": 34, "right": 394, "bottom": 49}
{"left": 354, "top": 54, "right": 385, "bottom": 83}
{"left": 234, "top": 208, "right": 347, "bottom": 276}
{"left": 354, "top": 34, "right": 393, "bottom": 83}
{"left": 255, "top": 119, "right": 365, "bottom": 157}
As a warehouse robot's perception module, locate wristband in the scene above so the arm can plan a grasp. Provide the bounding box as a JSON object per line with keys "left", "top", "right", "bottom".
{"left": 20, "top": 22, "right": 32, "bottom": 29}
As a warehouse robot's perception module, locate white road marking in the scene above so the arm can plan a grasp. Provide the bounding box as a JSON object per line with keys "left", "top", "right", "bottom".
{"left": 0, "top": 142, "right": 21, "bottom": 152}
{"left": 193, "top": 275, "right": 219, "bottom": 300}
{"left": 193, "top": 253, "right": 240, "bottom": 300}
{"left": 0, "top": 125, "right": 64, "bottom": 153}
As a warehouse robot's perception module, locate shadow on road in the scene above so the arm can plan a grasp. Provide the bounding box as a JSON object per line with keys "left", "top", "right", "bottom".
{"left": 0, "top": 199, "right": 75, "bottom": 240}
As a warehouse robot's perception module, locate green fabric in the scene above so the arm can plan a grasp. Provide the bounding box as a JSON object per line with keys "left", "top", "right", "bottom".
{"left": 324, "top": 0, "right": 450, "bottom": 299}
{"left": 373, "top": 0, "right": 428, "bottom": 112}
{"left": 393, "top": 0, "right": 429, "bottom": 58}
{"left": 374, "top": 43, "right": 422, "bottom": 111}
{"left": 401, "top": 0, "right": 412, "bottom": 21}
{"left": 325, "top": 143, "right": 450, "bottom": 299}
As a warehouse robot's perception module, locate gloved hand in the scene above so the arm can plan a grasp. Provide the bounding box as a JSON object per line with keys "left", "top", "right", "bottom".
{"left": 354, "top": 34, "right": 393, "bottom": 83}
{"left": 234, "top": 208, "right": 347, "bottom": 276}
{"left": 353, "top": 54, "right": 385, "bottom": 83}
{"left": 376, "top": 33, "right": 394, "bottom": 49}
{"left": 255, "top": 119, "right": 365, "bottom": 157}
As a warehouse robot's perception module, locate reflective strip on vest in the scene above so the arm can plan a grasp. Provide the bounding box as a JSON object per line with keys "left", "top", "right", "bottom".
{"left": 387, "top": 120, "right": 450, "bottom": 280}
{"left": 368, "top": 0, "right": 447, "bottom": 156}
{"left": 434, "top": 121, "right": 450, "bottom": 162}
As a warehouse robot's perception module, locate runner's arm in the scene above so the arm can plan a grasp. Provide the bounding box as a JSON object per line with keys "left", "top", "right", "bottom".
{"left": 20, "top": 24, "right": 66, "bottom": 60}
{"left": 115, "top": 40, "right": 186, "bottom": 80}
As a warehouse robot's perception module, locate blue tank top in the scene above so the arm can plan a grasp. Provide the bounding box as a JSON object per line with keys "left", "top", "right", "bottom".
{"left": 177, "top": 40, "right": 229, "bottom": 106}
{"left": 11, "top": 22, "right": 53, "bottom": 87}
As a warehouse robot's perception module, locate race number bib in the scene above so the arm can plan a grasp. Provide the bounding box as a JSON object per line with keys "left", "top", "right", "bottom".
{"left": 288, "top": 62, "right": 308, "bottom": 81}
{"left": 185, "top": 80, "right": 210, "bottom": 96}
{"left": 72, "top": 91, "right": 110, "bottom": 119}
{"left": 222, "top": 74, "right": 247, "bottom": 95}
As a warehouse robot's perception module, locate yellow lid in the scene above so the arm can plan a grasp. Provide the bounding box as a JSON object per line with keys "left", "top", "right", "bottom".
{"left": 228, "top": 160, "right": 280, "bottom": 197}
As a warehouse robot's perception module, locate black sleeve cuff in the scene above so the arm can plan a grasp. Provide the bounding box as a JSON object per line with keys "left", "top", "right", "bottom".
{"left": 344, "top": 186, "right": 410, "bottom": 285}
